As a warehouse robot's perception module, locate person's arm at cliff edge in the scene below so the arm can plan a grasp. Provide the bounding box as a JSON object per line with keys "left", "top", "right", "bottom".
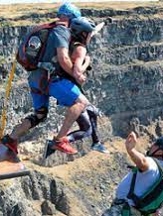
{"left": 71, "top": 45, "right": 90, "bottom": 85}
{"left": 57, "top": 46, "right": 90, "bottom": 84}
{"left": 72, "top": 45, "right": 90, "bottom": 73}
{"left": 125, "top": 131, "right": 149, "bottom": 171}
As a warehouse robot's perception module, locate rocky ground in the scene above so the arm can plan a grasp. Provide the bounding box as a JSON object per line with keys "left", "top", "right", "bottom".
{"left": 0, "top": 134, "right": 150, "bottom": 216}
{"left": 0, "top": 114, "right": 158, "bottom": 216}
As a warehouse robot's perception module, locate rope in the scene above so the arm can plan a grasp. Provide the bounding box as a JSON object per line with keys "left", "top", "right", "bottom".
{"left": 0, "top": 60, "right": 16, "bottom": 139}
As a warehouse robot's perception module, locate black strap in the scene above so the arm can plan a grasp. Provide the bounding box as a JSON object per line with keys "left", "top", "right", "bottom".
{"left": 31, "top": 87, "right": 43, "bottom": 95}
{"left": 127, "top": 168, "right": 137, "bottom": 199}
{"left": 127, "top": 168, "right": 141, "bottom": 206}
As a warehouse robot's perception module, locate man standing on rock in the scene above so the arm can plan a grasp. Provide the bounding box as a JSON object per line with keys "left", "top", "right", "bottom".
{"left": 0, "top": 3, "right": 91, "bottom": 155}
{"left": 102, "top": 131, "right": 163, "bottom": 216}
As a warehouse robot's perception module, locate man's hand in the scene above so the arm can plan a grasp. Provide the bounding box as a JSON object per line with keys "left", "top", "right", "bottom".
{"left": 125, "top": 131, "right": 149, "bottom": 171}
{"left": 125, "top": 131, "right": 137, "bottom": 151}
{"left": 75, "top": 74, "right": 87, "bottom": 85}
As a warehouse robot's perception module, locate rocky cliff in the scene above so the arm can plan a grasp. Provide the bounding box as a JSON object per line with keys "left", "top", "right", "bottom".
{"left": 1, "top": 3, "right": 163, "bottom": 216}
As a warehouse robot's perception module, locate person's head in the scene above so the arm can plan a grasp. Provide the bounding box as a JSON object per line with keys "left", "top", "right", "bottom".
{"left": 70, "top": 16, "right": 96, "bottom": 45}
{"left": 146, "top": 136, "right": 163, "bottom": 159}
{"left": 57, "top": 2, "right": 81, "bottom": 23}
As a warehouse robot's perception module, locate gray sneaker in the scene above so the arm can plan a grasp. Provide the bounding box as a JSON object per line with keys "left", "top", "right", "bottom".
{"left": 91, "top": 142, "right": 109, "bottom": 154}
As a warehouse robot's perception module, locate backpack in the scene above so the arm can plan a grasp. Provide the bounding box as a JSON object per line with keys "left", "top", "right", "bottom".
{"left": 16, "top": 21, "right": 58, "bottom": 71}
{"left": 122, "top": 158, "right": 163, "bottom": 216}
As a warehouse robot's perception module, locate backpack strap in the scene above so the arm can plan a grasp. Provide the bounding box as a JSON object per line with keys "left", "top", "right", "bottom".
{"left": 127, "top": 167, "right": 141, "bottom": 206}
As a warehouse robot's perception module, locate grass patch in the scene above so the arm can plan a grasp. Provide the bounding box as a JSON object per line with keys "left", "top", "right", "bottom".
{"left": 0, "top": 2, "right": 162, "bottom": 26}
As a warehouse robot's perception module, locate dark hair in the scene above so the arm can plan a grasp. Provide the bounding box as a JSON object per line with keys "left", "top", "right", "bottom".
{"left": 146, "top": 136, "right": 163, "bottom": 157}
{"left": 155, "top": 137, "right": 163, "bottom": 149}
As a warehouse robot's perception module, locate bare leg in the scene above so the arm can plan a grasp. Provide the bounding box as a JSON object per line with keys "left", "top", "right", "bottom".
{"left": 56, "top": 94, "right": 90, "bottom": 139}
{"left": 45, "top": 95, "right": 90, "bottom": 156}
{"left": 0, "top": 118, "right": 32, "bottom": 155}
{"left": 9, "top": 112, "right": 45, "bottom": 140}
{"left": 9, "top": 119, "right": 31, "bottom": 140}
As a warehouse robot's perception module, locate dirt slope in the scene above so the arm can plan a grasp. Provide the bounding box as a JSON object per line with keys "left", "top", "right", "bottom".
{"left": 19, "top": 135, "right": 149, "bottom": 216}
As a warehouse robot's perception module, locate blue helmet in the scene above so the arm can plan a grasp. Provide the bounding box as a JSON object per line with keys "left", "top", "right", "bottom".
{"left": 70, "top": 17, "right": 96, "bottom": 36}
{"left": 57, "top": 3, "right": 81, "bottom": 20}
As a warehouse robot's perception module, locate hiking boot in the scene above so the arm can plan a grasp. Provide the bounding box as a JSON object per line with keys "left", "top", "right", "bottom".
{"left": 44, "top": 140, "right": 56, "bottom": 159}
{"left": 91, "top": 142, "right": 109, "bottom": 154}
{"left": 1, "top": 134, "right": 18, "bottom": 154}
{"left": 52, "top": 137, "right": 78, "bottom": 155}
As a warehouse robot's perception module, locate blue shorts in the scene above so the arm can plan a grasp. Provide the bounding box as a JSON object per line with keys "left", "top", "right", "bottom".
{"left": 30, "top": 92, "right": 49, "bottom": 111}
{"left": 48, "top": 78, "right": 81, "bottom": 106}
{"left": 29, "top": 78, "right": 81, "bottom": 110}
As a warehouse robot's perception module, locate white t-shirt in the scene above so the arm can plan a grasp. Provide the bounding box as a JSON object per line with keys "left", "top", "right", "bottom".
{"left": 116, "top": 157, "right": 163, "bottom": 206}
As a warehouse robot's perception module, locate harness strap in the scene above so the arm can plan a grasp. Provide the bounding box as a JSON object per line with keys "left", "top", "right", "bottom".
{"left": 30, "top": 87, "right": 43, "bottom": 95}
{"left": 127, "top": 159, "right": 163, "bottom": 208}
{"left": 127, "top": 168, "right": 140, "bottom": 206}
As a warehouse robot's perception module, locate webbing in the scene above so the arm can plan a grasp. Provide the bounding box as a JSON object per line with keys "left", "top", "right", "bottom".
{"left": 0, "top": 60, "right": 16, "bottom": 139}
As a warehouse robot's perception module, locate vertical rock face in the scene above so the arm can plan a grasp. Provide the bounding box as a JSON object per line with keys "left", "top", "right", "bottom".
{"left": 89, "top": 16, "right": 163, "bottom": 135}
{"left": 0, "top": 171, "right": 70, "bottom": 216}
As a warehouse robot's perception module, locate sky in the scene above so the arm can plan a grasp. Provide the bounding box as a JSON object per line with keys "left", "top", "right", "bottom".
{"left": 0, "top": 0, "right": 159, "bottom": 5}
{"left": 0, "top": 0, "right": 56, "bottom": 4}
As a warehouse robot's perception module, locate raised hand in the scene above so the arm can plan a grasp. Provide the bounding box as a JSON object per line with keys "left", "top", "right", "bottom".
{"left": 125, "top": 131, "right": 137, "bottom": 151}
